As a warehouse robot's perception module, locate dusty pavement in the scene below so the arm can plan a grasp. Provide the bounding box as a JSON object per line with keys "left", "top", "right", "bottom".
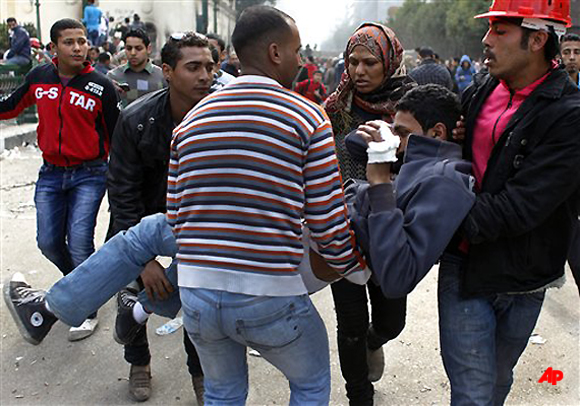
{"left": 1, "top": 145, "right": 578, "bottom": 406}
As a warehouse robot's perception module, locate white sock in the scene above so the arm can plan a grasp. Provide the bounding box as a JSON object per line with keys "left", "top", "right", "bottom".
{"left": 132, "top": 302, "right": 150, "bottom": 324}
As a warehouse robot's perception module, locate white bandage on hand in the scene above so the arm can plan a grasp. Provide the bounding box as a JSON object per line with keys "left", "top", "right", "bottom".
{"left": 367, "top": 122, "right": 400, "bottom": 164}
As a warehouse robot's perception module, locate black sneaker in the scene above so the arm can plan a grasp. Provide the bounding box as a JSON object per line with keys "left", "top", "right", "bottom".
{"left": 114, "top": 288, "right": 144, "bottom": 345}
{"left": 3, "top": 272, "right": 57, "bottom": 345}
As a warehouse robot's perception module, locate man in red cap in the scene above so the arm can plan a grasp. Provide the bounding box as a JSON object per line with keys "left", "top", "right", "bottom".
{"left": 438, "top": 0, "right": 580, "bottom": 404}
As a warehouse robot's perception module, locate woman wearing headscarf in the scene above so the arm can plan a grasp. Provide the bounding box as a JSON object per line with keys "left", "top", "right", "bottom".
{"left": 324, "top": 23, "right": 415, "bottom": 405}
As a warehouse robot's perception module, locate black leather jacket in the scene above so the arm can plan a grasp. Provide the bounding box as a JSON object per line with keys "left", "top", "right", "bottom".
{"left": 107, "top": 88, "right": 174, "bottom": 238}
{"left": 459, "top": 68, "right": 580, "bottom": 295}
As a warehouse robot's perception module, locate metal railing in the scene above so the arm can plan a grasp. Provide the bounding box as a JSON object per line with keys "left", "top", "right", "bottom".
{"left": 0, "top": 62, "right": 38, "bottom": 124}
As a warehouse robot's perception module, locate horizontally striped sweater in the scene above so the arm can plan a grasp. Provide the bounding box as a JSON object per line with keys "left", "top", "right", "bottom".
{"left": 167, "top": 75, "right": 365, "bottom": 296}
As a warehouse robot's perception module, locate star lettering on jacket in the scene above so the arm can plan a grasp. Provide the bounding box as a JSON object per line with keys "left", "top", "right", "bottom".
{"left": 69, "top": 90, "right": 96, "bottom": 112}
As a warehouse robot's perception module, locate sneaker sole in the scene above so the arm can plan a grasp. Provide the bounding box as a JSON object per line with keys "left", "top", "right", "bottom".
{"left": 113, "top": 327, "right": 126, "bottom": 345}
{"left": 113, "top": 322, "right": 143, "bottom": 346}
{"left": 68, "top": 322, "right": 99, "bottom": 342}
{"left": 2, "top": 280, "right": 41, "bottom": 345}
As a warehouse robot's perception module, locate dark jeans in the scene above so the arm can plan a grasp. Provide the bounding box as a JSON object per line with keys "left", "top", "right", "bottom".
{"left": 87, "top": 29, "right": 100, "bottom": 46}
{"left": 331, "top": 278, "right": 407, "bottom": 405}
{"left": 438, "top": 254, "right": 545, "bottom": 406}
{"left": 123, "top": 309, "right": 202, "bottom": 377}
{"left": 35, "top": 162, "right": 107, "bottom": 319}
{"left": 123, "top": 281, "right": 203, "bottom": 377}
{"left": 568, "top": 219, "right": 580, "bottom": 295}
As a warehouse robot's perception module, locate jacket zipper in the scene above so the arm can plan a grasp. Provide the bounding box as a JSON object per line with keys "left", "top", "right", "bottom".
{"left": 491, "top": 91, "right": 514, "bottom": 145}
{"left": 57, "top": 83, "right": 66, "bottom": 164}
{"left": 58, "top": 75, "right": 78, "bottom": 166}
{"left": 481, "top": 90, "right": 514, "bottom": 191}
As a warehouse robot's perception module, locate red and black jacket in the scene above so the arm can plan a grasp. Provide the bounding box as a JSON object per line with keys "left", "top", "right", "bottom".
{"left": 0, "top": 59, "right": 120, "bottom": 166}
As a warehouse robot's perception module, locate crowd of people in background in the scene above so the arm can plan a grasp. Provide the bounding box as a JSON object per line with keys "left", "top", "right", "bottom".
{"left": 2, "top": 10, "right": 487, "bottom": 104}
{"left": 0, "top": 1, "right": 579, "bottom": 406}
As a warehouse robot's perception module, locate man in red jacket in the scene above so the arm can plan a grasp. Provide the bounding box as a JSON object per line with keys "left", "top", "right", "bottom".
{"left": 0, "top": 18, "right": 119, "bottom": 341}
{"left": 294, "top": 70, "right": 327, "bottom": 104}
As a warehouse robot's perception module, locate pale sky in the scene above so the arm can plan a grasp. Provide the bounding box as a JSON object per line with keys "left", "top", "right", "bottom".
{"left": 276, "top": 0, "right": 353, "bottom": 48}
{"left": 276, "top": 0, "right": 405, "bottom": 49}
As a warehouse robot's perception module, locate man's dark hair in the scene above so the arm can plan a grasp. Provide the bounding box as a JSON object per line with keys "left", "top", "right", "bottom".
{"left": 307, "top": 55, "right": 314, "bottom": 63}
{"left": 419, "top": 47, "right": 434, "bottom": 59}
{"left": 50, "top": 18, "right": 86, "bottom": 44}
{"left": 123, "top": 29, "right": 150, "bottom": 47}
{"left": 161, "top": 32, "right": 209, "bottom": 68}
{"left": 207, "top": 33, "right": 226, "bottom": 53}
{"left": 396, "top": 84, "right": 461, "bottom": 139}
{"left": 98, "top": 52, "right": 111, "bottom": 63}
{"left": 124, "top": 17, "right": 130, "bottom": 24}
{"left": 6, "top": 17, "right": 17, "bottom": 24}
{"left": 313, "top": 70, "right": 322, "bottom": 75}
{"left": 231, "top": 5, "right": 294, "bottom": 63}
{"left": 87, "top": 0, "right": 95, "bottom": 4}
{"left": 561, "top": 33, "right": 580, "bottom": 44}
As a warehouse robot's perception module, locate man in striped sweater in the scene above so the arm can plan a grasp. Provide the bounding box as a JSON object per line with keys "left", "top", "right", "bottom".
{"left": 169, "top": 6, "right": 366, "bottom": 405}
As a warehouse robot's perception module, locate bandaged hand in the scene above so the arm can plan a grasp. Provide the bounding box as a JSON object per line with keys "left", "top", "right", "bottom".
{"left": 367, "top": 121, "right": 400, "bottom": 163}
{"left": 356, "top": 120, "right": 399, "bottom": 185}
{"left": 356, "top": 120, "right": 400, "bottom": 163}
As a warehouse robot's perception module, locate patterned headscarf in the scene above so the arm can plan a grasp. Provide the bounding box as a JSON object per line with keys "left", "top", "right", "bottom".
{"left": 325, "top": 22, "right": 413, "bottom": 116}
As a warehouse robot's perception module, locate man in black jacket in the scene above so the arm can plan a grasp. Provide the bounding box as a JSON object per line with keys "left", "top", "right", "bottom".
{"left": 107, "top": 32, "right": 213, "bottom": 403}
{"left": 438, "top": 2, "right": 580, "bottom": 405}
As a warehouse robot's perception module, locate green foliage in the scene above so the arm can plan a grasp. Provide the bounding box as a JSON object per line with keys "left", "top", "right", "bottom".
{"left": 390, "top": 0, "right": 489, "bottom": 59}
{"left": 236, "top": 0, "right": 277, "bottom": 18}
{"left": 0, "top": 23, "right": 8, "bottom": 53}
{"left": 0, "top": 22, "right": 38, "bottom": 54}
{"left": 22, "top": 23, "right": 38, "bottom": 39}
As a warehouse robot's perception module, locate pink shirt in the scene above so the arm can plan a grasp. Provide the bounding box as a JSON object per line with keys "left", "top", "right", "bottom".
{"left": 471, "top": 70, "right": 551, "bottom": 189}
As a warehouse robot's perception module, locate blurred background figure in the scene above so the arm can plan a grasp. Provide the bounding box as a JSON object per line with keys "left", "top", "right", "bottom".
{"left": 455, "top": 54, "right": 475, "bottom": 94}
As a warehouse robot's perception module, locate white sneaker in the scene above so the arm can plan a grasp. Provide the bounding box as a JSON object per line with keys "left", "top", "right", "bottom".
{"left": 68, "top": 318, "right": 99, "bottom": 342}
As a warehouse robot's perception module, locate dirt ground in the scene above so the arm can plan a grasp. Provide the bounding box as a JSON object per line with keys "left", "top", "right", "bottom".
{"left": 1, "top": 145, "right": 578, "bottom": 405}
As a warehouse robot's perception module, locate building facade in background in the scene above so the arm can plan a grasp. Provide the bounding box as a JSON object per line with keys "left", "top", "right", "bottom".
{"left": 571, "top": 0, "right": 579, "bottom": 34}
{"left": 1, "top": 0, "right": 236, "bottom": 52}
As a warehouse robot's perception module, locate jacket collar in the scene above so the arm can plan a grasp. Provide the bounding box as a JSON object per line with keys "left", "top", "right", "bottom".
{"left": 480, "top": 66, "right": 571, "bottom": 101}
{"left": 404, "top": 134, "right": 462, "bottom": 164}
{"left": 121, "top": 60, "right": 154, "bottom": 74}
{"left": 51, "top": 57, "right": 94, "bottom": 75}
{"left": 464, "top": 66, "right": 573, "bottom": 160}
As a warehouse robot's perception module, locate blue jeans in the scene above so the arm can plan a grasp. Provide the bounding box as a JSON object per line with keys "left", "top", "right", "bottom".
{"left": 35, "top": 163, "right": 107, "bottom": 276}
{"left": 438, "top": 254, "right": 545, "bottom": 406}
{"left": 4, "top": 55, "right": 30, "bottom": 66}
{"left": 181, "top": 288, "right": 331, "bottom": 406}
{"left": 46, "top": 213, "right": 180, "bottom": 327}
{"left": 87, "top": 29, "right": 100, "bottom": 46}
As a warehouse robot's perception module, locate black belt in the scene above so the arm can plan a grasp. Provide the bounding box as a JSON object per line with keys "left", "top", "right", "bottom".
{"left": 43, "top": 159, "right": 107, "bottom": 171}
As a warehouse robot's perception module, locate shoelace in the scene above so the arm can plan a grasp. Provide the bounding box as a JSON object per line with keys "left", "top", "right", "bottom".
{"left": 120, "top": 291, "right": 137, "bottom": 308}
{"left": 14, "top": 286, "right": 46, "bottom": 306}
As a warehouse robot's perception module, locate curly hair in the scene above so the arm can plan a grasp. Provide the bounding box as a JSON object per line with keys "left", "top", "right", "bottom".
{"left": 396, "top": 84, "right": 461, "bottom": 139}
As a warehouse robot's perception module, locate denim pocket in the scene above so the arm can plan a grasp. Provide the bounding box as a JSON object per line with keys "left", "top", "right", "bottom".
{"left": 38, "top": 164, "right": 54, "bottom": 175}
{"left": 183, "top": 307, "right": 202, "bottom": 340}
{"left": 85, "top": 163, "right": 108, "bottom": 175}
{"left": 237, "top": 297, "right": 311, "bottom": 350}
{"left": 437, "top": 259, "right": 462, "bottom": 296}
